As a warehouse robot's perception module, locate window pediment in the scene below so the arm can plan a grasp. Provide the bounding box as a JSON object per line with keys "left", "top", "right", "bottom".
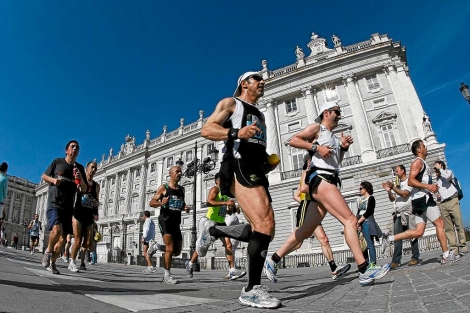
{"left": 372, "top": 112, "right": 397, "bottom": 124}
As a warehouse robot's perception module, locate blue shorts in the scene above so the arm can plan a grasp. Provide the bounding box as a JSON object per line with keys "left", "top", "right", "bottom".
{"left": 46, "top": 208, "right": 73, "bottom": 235}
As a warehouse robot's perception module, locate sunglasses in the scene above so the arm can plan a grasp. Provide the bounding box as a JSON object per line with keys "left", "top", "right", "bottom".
{"left": 247, "top": 75, "right": 263, "bottom": 82}
{"left": 328, "top": 109, "right": 341, "bottom": 116}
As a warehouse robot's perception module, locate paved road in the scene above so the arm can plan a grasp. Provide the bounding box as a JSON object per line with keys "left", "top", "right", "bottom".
{"left": 0, "top": 246, "right": 469, "bottom": 313}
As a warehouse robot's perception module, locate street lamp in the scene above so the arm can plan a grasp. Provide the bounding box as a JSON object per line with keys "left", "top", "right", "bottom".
{"left": 22, "top": 219, "right": 29, "bottom": 249}
{"left": 459, "top": 82, "right": 470, "bottom": 104}
{"left": 176, "top": 140, "right": 218, "bottom": 269}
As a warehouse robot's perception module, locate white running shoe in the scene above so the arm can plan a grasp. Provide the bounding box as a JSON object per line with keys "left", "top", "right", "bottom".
{"left": 163, "top": 274, "right": 178, "bottom": 284}
{"left": 195, "top": 217, "right": 215, "bottom": 257}
{"left": 238, "top": 285, "right": 281, "bottom": 309}
{"left": 263, "top": 257, "right": 278, "bottom": 283}
{"left": 68, "top": 261, "right": 79, "bottom": 273}
{"left": 359, "top": 263, "right": 391, "bottom": 285}
{"left": 229, "top": 270, "right": 246, "bottom": 280}
{"left": 147, "top": 240, "right": 161, "bottom": 257}
{"left": 185, "top": 261, "right": 193, "bottom": 278}
{"left": 143, "top": 266, "right": 157, "bottom": 273}
{"left": 332, "top": 263, "right": 351, "bottom": 280}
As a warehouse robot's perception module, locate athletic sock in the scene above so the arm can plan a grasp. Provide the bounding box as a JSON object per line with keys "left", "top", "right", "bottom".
{"left": 246, "top": 231, "right": 271, "bottom": 291}
{"left": 164, "top": 269, "right": 170, "bottom": 276}
{"left": 188, "top": 261, "right": 193, "bottom": 267}
{"left": 358, "top": 262, "right": 368, "bottom": 274}
{"left": 271, "top": 252, "right": 282, "bottom": 264}
{"left": 329, "top": 260, "right": 337, "bottom": 272}
{"left": 230, "top": 267, "right": 235, "bottom": 273}
{"left": 389, "top": 235, "right": 395, "bottom": 242}
{"left": 443, "top": 250, "right": 449, "bottom": 258}
{"left": 209, "top": 224, "right": 252, "bottom": 242}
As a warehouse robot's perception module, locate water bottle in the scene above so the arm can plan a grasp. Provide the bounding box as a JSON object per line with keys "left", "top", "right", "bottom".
{"left": 73, "top": 164, "right": 80, "bottom": 185}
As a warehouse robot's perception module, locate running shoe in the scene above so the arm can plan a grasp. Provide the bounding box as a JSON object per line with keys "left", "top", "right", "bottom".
{"left": 147, "top": 239, "right": 161, "bottom": 257}
{"left": 331, "top": 263, "right": 351, "bottom": 280}
{"left": 195, "top": 217, "right": 215, "bottom": 257}
{"left": 229, "top": 269, "right": 246, "bottom": 280}
{"left": 41, "top": 252, "right": 52, "bottom": 267}
{"left": 47, "top": 263, "right": 60, "bottom": 275}
{"left": 263, "top": 257, "right": 278, "bottom": 283}
{"left": 143, "top": 266, "right": 157, "bottom": 273}
{"left": 68, "top": 261, "right": 79, "bottom": 273}
{"left": 460, "top": 251, "right": 468, "bottom": 257}
{"left": 441, "top": 251, "right": 460, "bottom": 264}
{"left": 381, "top": 231, "right": 390, "bottom": 254}
{"left": 79, "top": 264, "right": 87, "bottom": 271}
{"left": 61, "top": 255, "right": 69, "bottom": 263}
{"left": 358, "top": 263, "right": 390, "bottom": 286}
{"left": 238, "top": 285, "right": 281, "bottom": 309}
{"left": 163, "top": 274, "right": 178, "bottom": 284}
{"left": 185, "top": 261, "right": 193, "bottom": 278}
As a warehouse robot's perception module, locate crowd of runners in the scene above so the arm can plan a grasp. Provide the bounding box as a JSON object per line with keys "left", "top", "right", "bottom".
{"left": 7, "top": 71, "right": 464, "bottom": 310}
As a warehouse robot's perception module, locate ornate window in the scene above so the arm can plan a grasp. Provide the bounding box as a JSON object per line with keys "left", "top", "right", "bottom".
{"left": 206, "top": 143, "right": 215, "bottom": 155}
{"left": 111, "top": 177, "right": 115, "bottom": 186}
{"left": 365, "top": 74, "right": 381, "bottom": 93}
{"left": 285, "top": 98, "right": 298, "bottom": 114}
{"left": 372, "top": 112, "right": 399, "bottom": 149}
{"left": 290, "top": 147, "right": 304, "bottom": 170}
{"left": 380, "top": 124, "right": 397, "bottom": 148}
{"left": 135, "top": 168, "right": 141, "bottom": 179}
{"left": 122, "top": 173, "right": 127, "bottom": 183}
{"left": 150, "top": 162, "right": 156, "bottom": 173}
{"left": 185, "top": 150, "right": 193, "bottom": 163}
{"left": 166, "top": 156, "right": 173, "bottom": 168}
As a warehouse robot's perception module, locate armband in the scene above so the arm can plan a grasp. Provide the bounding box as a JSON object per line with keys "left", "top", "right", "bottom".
{"left": 228, "top": 128, "right": 239, "bottom": 140}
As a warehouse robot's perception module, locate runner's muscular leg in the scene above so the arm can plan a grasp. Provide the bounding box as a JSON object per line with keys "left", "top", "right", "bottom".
{"left": 230, "top": 179, "right": 274, "bottom": 237}
{"left": 312, "top": 181, "right": 365, "bottom": 265}
{"left": 276, "top": 202, "right": 325, "bottom": 258}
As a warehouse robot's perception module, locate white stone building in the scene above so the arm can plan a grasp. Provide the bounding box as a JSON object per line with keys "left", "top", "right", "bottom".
{"left": 1, "top": 175, "right": 38, "bottom": 248}
{"left": 34, "top": 32, "right": 445, "bottom": 265}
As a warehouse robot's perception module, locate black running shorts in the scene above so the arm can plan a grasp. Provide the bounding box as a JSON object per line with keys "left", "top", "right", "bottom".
{"left": 219, "top": 158, "right": 272, "bottom": 202}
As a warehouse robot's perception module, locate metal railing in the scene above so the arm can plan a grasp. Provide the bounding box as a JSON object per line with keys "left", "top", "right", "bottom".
{"left": 340, "top": 155, "right": 362, "bottom": 167}
{"left": 280, "top": 169, "right": 302, "bottom": 180}
{"left": 376, "top": 143, "right": 409, "bottom": 159}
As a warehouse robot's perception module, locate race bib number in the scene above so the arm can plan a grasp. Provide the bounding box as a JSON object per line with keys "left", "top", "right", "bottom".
{"left": 168, "top": 197, "right": 184, "bottom": 211}
{"left": 218, "top": 205, "right": 227, "bottom": 217}
{"left": 81, "top": 194, "right": 95, "bottom": 208}
{"left": 247, "top": 115, "right": 267, "bottom": 146}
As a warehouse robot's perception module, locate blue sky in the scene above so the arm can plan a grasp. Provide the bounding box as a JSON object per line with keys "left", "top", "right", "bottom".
{"left": 1, "top": 1, "right": 470, "bottom": 224}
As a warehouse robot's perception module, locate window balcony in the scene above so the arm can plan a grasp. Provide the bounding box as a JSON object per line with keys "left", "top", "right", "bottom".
{"left": 376, "top": 143, "right": 409, "bottom": 159}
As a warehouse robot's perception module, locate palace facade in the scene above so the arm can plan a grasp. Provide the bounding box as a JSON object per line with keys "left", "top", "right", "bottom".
{"left": 32, "top": 32, "right": 445, "bottom": 264}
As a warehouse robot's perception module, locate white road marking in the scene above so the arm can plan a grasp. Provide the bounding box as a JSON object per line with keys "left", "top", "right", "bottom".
{"left": 80, "top": 292, "right": 219, "bottom": 312}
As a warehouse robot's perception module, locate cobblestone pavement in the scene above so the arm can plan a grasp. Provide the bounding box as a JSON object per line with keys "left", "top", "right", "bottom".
{"left": 1, "top": 246, "right": 469, "bottom": 312}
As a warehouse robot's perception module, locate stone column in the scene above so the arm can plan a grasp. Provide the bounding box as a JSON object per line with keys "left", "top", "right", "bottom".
{"left": 113, "top": 174, "right": 121, "bottom": 215}
{"left": 264, "top": 99, "right": 281, "bottom": 182}
{"left": 124, "top": 169, "right": 133, "bottom": 214}
{"left": 264, "top": 99, "right": 281, "bottom": 157}
{"left": 343, "top": 74, "right": 376, "bottom": 162}
{"left": 18, "top": 193, "right": 26, "bottom": 223}
{"left": 156, "top": 159, "right": 164, "bottom": 186}
{"left": 301, "top": 87, "right": 318, "bottom": 124}
{"left": 395, "top": 62, "right": 425, "bottom": 140}
{"left": 139, "top": 163, "right": 148, "bottom": 212}
{"left": 7, "top": 191, "right": 15, "bottom": 221}
{"left": 384, "top": 63, "right": 420, "bottom": 143}
{"left": 102, "top": 177, "right": 110, "bottom": 217}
